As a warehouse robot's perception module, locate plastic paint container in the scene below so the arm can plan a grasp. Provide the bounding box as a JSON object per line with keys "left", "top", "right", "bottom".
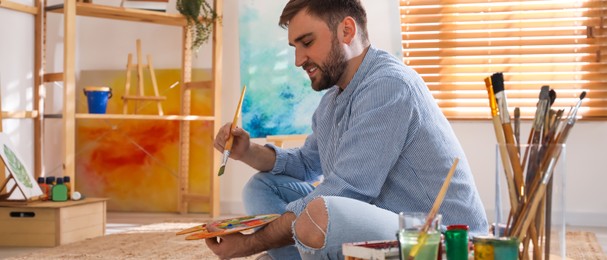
{"left": 83, "top": 86, "right": 112, "bottom": 114}
{"left": 473, "top": 236, "right": 519, "bottom": 260}
{"left": 492, "top": 237, "right": 519, "bottom": 260}
{"left": 473, "top": 236, "right": 494, "bottom": 260}
{"left": 445, "top": 224, "right": 469, "bottom": 260}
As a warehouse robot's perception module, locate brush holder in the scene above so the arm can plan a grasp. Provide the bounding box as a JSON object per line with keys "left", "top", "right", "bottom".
{"left": 494, "top": 144, "right": 566, "bottom": 260}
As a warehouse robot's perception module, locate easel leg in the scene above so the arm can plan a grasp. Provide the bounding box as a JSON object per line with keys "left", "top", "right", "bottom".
{"left": 147, "top": 55, "right": 164, "bottom": 116}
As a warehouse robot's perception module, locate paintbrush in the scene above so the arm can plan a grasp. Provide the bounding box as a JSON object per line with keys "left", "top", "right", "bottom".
{"left": 218, "top": 85, "right": 247, "bottom": 176}
{"left": 542, "top": 91, "right": 585, "bottom": 256}
{"left": 512, "top": 91, "right": 585, "bottom": 240}
{"left": 484, "top": 76, "right": 519, "bottom": 222}
{"left": 522, "top": 86, "right": 550, "bottom": 193}
{"left": 514, "top": 107, "right": 520, "bottom": 150}
{"left": 491, "top": 73, "right": 524, "bottom": 199}
{"left": 408, "top": 158, "right": 459, "bottom": 260}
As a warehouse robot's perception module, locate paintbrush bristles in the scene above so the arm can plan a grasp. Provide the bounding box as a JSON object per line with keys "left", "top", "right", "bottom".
{"left": 491, "top": 72, "right": 505, "bottom": 93}
{"left": 549, "top": 89, "right": 557, "bottom": 106}
{"left": 539, "top": 86, "right": 550, "bottom": 100}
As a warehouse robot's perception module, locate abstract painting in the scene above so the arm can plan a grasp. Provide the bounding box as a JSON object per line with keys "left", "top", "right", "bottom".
{"left": 238, "top": 0, "right": 402, "bottom": 138}
{"left": 239, "top": 0, "right": 324, "bottom": 138}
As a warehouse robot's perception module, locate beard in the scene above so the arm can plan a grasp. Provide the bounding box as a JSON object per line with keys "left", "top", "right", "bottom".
{"left": 309, "top": 37, "right": 348, "bottom": 91}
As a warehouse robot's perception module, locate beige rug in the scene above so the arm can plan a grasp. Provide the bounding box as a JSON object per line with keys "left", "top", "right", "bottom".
{"left": 7, "top": 223, "right": 606, "bottom": 259}
{"left": 566, "top": 231, "right": 607, "bottom": 260}
{"left": 7, "top": 222, "right": 261, "bottom": 259}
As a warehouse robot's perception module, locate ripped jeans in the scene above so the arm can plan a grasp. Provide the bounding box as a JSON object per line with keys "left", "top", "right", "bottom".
{"left": 243, "top": 172, "right": 400, "bottom": 260}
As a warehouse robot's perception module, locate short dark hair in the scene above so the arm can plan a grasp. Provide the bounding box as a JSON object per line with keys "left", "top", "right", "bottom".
{"left": 279, "top": 0, "right": 369, "bottom": 43}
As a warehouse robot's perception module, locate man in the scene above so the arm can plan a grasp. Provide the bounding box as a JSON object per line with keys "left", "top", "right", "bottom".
{"left": 208, "top": 0, "right": 488, "bottom": 259}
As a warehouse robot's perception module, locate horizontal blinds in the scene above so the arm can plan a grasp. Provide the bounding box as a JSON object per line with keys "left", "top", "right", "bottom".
{"left": 400, "top": 0, "right": 607, "bottom": 119}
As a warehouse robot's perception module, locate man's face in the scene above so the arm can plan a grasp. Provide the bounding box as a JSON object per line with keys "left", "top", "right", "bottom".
{"left": 288, "top": 10, "right": 348, "bottom": 91}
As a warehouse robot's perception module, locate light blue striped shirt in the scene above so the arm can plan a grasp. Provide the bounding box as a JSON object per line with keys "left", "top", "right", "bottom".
{"left": 266, "top": 46, "right": 488, "bottom": 234}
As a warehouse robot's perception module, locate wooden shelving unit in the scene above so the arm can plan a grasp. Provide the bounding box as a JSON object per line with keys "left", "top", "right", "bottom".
{"left": 0, "top": 0, "right": 43, "bottom": 195}
{"left": 39, "top": 1, "right": 222, "bottom": 216}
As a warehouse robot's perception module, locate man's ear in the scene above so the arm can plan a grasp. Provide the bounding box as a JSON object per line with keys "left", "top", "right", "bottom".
{"left": 340, "top": 16, "right": 357, "bottom": 44}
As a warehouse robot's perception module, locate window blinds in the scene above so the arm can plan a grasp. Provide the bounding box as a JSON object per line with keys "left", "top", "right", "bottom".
{"left": 399, "top": 0, "right": 606, "bottom": 119}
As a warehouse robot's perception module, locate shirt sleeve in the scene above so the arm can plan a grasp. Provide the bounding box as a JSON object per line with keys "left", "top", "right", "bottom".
{"left": 264, "top": 132, "right": 323, "bottom": 183}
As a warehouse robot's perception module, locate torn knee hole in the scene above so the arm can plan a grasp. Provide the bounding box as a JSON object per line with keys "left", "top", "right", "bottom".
{"left": 294, "top": 198, "right": 328, "bottom": 249}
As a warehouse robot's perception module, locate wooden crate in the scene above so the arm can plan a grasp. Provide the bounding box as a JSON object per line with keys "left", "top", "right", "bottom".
{"left": 0, "top": 198, "right": 107, "bottom": 247}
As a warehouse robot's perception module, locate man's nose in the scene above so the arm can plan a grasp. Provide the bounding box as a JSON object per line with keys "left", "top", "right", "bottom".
{"left": 295, "top": 48, "right": 307, "bottom": 67}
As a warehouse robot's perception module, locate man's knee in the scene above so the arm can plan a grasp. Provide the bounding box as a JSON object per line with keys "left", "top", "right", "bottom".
{"left": 294, "top": 197, "right": 328, "bottom": 249}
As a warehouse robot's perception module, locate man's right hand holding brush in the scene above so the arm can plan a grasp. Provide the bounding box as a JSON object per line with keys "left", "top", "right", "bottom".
{"left": 213, "top": 123, "right": 276, "bottom": 174}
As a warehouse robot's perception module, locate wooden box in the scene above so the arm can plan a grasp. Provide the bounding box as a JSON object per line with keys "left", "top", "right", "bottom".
{"left": 0, "top": 198, "right": 107, "bottom": 247}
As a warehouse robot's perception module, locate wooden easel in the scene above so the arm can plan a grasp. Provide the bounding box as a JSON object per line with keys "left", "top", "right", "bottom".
{"left": 122, "top": 39, "right": 166, "bottom": 115}
{"left": 0, "top": 133, "right": 43, "bottom": 203}
{"left": 0, "top": 175, "right": 36, "bottom": 202}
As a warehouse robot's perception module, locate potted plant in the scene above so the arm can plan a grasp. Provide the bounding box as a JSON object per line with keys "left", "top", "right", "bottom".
{"left": 176, "top": 0, "right": 219, "bottom": 51}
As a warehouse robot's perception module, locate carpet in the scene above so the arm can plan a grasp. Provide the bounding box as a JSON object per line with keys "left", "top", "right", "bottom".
{"left": 7, "top": 222, "right": 261, "bottom": 260}
{"left": 6, "top": 224, "right": 606, "bottom": 259}
{"left": 565, "top": 231, "right": 607, "bottom": 260}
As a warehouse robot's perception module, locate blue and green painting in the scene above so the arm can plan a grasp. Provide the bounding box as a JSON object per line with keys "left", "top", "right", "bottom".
{"left": 239, "top": 0, "right": 324, "bottom": 138}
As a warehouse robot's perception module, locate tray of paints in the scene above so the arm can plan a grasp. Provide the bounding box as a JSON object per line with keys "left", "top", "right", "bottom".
{"left": 177, "top": 214, "right": 280, "bottom": 240}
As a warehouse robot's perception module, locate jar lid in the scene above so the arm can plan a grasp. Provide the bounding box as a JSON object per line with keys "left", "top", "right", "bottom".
{"left": 447, "top": 224, "right": 469, "bottom": 231}
{"left": 84, "top": 86, "right": 111, "bottom": 92}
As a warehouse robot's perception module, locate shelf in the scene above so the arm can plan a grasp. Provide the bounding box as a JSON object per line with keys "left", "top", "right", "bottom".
{"left": 0, "top": 0, "right": 38, "bottom": 15}
{"left": 1, "top": 111, "right": 38, "bottom": 119}
{"left": 75, "top": 113, "right": 214, "bottom": 121}
{"left": 45, "top": 2, "right": 189, "bottom": 26}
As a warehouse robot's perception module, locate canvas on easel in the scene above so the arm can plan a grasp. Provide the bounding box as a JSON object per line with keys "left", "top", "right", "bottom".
{"left": 0, "top": 132, "right": 43, "bottom": 202}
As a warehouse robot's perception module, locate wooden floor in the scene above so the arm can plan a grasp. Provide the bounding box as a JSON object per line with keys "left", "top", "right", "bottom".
{"left": 0, "top": 212, "right": 606, "bottom": 259}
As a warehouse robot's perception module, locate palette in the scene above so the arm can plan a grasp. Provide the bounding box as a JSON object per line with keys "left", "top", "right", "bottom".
{"left": 177, "top": 214, "right": 280, "bottom": 240}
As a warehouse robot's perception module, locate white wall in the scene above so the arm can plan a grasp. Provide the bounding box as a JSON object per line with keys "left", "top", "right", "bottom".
{"left": 2, "top": 0, "right": 605, "bottom": 227}
{"left": 0, "top": 1, "right": 36, "bottom": 178}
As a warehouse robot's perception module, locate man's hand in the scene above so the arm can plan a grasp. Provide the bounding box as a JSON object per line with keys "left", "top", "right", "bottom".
{"left": 205, "top": 228, "right": 258, "bottom": 259}
{"left": 212, "top": 123, "right": 277, "bottom": 172}
{"left": 204, "top": 213, "right": 297, "bottom": 259}
{"left": 213, "top": 123, "right": 251, "bottom": 161}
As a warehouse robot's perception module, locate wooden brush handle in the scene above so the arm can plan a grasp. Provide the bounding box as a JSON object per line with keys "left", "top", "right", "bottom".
{"left": 502, "top": 123, "right": 524, "bottom": 198}
{"left": 224, "top": 86, "right": 247, "bottom": 152}
{"left": 409, "top": 158, "right": 459, "bottom": 258}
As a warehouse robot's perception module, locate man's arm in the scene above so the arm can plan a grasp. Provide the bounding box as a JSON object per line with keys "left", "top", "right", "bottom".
{"left": 239, "top": 142, "right": 277, "bottom": 172}
{"left": 205, "top": 212, "right": 296, "bottom": 259}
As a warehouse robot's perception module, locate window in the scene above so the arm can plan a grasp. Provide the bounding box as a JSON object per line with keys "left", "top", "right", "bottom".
{"left": 399, "top": 0, "right": 606, "bottom": 119}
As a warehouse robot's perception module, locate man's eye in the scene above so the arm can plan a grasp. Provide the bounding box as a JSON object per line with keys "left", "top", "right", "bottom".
{"left": 303, "top": 41, "right": 312, "bottom": 47}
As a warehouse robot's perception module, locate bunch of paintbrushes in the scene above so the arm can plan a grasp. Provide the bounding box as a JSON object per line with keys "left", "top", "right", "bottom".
{"left": 484, "top": 72, "right": 585, "bottom": 259}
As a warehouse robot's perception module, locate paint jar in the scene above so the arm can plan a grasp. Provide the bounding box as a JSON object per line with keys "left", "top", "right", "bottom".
{"left": 472, "top": 236, "right": 519, "bottom": 260}
{"left": 37, "top": 177, "right": 48, "bottom": 201}
{"left": 445, "top": 224, "right": 468, "bottom": 260}
{"left": 397, "top": 212, "right": 442, "bottom": 260}
{"left": 52, "top": 178, "right": 68, "bottom": 202}
{"left": 492, "top": 237, "right": 518, "bottom": 260}
{"left": 472, "top": 236, "right": 494, "bottom": 260}
{"left": 63, "top": 176, "right": 71, "bottom": 200}
{"left": 83, "top": 86, "right": 112, "bottom": 114}
{"left": 45, "top": 177, "right": 54, "bottom": 200}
